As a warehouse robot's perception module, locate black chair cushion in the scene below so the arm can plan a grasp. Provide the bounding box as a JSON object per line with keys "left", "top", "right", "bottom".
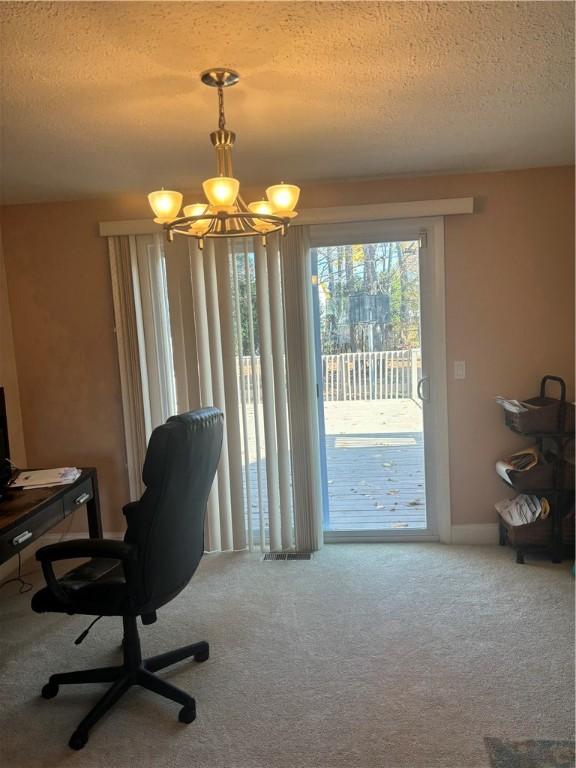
{"left": 31, "top": 558, "right": 130, "bottom": 616}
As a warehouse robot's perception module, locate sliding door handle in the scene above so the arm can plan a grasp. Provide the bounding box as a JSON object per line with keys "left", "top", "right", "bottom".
{"left": 417, "top": 376, "right": 430, "bottom": 401}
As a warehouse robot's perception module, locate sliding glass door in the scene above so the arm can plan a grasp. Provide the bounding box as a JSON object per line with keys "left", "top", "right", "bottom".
{"left": 310, "top": 218, "right": 449, "bottom": 541}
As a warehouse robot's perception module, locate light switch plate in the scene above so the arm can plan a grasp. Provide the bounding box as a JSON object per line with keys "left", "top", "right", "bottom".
{"left": 454, "top": 361, "right": 466, "bottom": 379}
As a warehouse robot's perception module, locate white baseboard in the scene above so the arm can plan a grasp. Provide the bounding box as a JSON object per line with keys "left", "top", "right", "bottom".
{"left": 451, "top": 523, "right": 499, "bottom": 545}
{"left": 1, "top": 526, "right": 500, "bottom": 584}
{"left": 324, "top": 530, "right": 439, "bottom": 543}
{"left": 0, "top": 531, "right": 123, "bottom": 584}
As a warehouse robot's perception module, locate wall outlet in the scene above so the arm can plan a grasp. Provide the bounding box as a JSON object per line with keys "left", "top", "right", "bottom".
{"left": 454, "top": 361, "right": 466, "bottom": 379}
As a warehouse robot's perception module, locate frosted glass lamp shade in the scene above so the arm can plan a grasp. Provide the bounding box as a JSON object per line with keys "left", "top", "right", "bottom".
{"left": 148, "top": 190, "right": 183, "bottom": 221}
{"left": 184, "top": 203, "right": 211, "bottom": 235}
{"left": 266, "top": 183, "right": 300, "bottom": 215}
{"left": 202, "top": 177, "right": 240, "bottom": 210}
{"left": 188, "top": 221, "right": 211, "bottom": 236}
{"left": 183, "top": 203, "right": 208, "bottom": 218}
{"left": 248, "top": 200, "right": 276, "bottom": 233}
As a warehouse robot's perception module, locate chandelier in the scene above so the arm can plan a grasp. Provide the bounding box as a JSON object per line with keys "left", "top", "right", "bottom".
{"left": 147, "top": 68, "right": 300, "bottom": 248}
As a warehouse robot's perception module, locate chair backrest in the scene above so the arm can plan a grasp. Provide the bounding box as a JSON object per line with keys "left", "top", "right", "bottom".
{"left": 124, "top": 407, "right": 223, "bottom": 613}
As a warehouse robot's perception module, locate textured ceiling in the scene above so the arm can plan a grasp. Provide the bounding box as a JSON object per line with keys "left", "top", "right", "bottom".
{"left": 0, "top": 1, "right": 574, "bottom": 203}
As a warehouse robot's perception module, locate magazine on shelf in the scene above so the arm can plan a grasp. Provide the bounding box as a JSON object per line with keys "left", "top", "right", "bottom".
{"left": 495, "top": 396, "right": 541, "bottom": 414}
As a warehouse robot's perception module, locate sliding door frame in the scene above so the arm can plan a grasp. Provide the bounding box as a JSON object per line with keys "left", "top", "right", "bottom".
{"left": 310, "top": 216, "right": 451, "bottom": 544}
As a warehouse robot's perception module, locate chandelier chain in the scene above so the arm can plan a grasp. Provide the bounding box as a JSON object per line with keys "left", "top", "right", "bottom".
{"left": 217, "top": 86, "right": 226, "bottom": 130}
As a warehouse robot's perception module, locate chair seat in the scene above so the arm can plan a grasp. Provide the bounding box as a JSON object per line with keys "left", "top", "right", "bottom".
{"left": 32, "top": 558, "right": 130, "bottom": 616}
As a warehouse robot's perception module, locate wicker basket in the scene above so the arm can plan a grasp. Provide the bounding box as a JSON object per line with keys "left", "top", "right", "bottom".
{"left": 500, "top": 515, "right": 551, "bottom": 548}
{"left": 504, "top": 376, "right": 575, "bottom": 434}
{"left": 500, "top": 508, "right": 574, "bottom": 549}
{"left": 505, "top": 399, "right": 575, "bottom": 434}
{"left": 506, "top": 459, "right": 575, "bottom": 492}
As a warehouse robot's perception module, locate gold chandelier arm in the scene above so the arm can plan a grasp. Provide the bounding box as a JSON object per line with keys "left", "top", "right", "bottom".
{"left": 207, "top": 216, "right": 220, "bottom": 236}
{"left": 236, "top": 194, "right": 250, "bottom": 213}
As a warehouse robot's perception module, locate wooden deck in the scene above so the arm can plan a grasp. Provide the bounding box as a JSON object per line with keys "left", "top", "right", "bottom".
{"left": 242, "top": 398, "right": 426, "bottom": 538}
{"left": 323, "top": 399, "right": 426, "bottom": 530}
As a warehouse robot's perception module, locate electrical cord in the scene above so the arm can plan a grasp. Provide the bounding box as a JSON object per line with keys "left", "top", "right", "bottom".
{"left": 75, "top": 615, "right": 103, "bottom": 645}
{"left": 0, "top": 551, "right": 33, "bottom": 594}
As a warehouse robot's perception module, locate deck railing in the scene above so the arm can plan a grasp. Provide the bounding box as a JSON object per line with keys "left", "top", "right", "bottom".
{"left": 321, "top": 349, "right": 421, "bottom": 401}
{"left": 237, "top": 349, "right": 422, "bottom": 403}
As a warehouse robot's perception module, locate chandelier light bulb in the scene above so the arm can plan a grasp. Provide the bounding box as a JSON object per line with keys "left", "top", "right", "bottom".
{"left": 148, "top": 190, "right": 183, "bottom": 221}
{"left": 265, "top": 183, "right": 300, "bottom": 216}
{"left": 202, "top": 177, "right": 240, "bottom": 210}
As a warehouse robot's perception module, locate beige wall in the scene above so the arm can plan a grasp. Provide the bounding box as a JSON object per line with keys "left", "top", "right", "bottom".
{"left": 0, "top": 199, "right": 143, "bottom": 531}
{"left": 0, "top": 221, "right": 26, "bottom": 467}
{"left": 1, "top": 166, "right": 574, "bottom": 532}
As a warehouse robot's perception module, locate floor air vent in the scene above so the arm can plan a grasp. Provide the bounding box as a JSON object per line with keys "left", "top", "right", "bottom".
{"left": 263, "top": 552, "right": 313, "bottom": 561}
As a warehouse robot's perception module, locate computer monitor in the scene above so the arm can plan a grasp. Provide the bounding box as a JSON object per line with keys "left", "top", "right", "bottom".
{"left": 0, "top": 387, "right": 12, "bottom": 492}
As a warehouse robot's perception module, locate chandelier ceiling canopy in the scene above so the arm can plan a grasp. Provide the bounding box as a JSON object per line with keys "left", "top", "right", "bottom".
{"left": 147, "top": 68, "right": 300, "bottom": 248}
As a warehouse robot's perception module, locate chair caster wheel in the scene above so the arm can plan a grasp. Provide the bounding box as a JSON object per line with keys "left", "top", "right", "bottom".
{"left": 178, "top": 703, "right": 196, "bottom": 724}
{"left": 195, "top": 648, "right": 209, "bottom": 663}
{"left": 69, "top": 730, "right": 88, "bottom": 751}
{"left": 41, "top": 682, "right": 59, "bottom": 699}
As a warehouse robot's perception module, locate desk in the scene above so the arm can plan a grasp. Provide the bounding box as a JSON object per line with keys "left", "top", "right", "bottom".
{"left": 0, "top": 468, "right": 101, "bottom": 565}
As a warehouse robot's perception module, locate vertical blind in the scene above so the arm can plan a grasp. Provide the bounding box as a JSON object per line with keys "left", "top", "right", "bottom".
{"left": 108, "top": 228, "right": 323, "bottom": 552}
{"left": 108, "top": 234, "right": 176, "bottom": 499}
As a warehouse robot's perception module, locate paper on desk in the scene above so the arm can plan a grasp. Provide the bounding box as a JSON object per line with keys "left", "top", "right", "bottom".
{"left": 10, "top": 467, "right": 81, "bottom": 489}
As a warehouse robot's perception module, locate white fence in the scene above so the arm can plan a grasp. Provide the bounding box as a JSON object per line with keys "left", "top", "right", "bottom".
{"left": 238, "top": 349, "right": 422, "bottom": 403}
{"left": 321, "top": 349, "right": 421, "bottom": 401}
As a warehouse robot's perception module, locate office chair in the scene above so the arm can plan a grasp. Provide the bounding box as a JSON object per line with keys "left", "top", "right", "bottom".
{"left": 31, "top": 408, "right": 223, "bottom": 751}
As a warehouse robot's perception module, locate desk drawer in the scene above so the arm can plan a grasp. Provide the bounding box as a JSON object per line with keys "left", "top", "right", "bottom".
{"left": 63, "top": 478, "right": 93, "bottom": 517}
{"left": 0, "top": 500, "right": 64, "bottom": 562}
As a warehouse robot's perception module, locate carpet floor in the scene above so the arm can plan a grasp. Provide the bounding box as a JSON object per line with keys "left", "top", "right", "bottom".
{"left": 0, "top": 544, "right": 573, "bottom": 768}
